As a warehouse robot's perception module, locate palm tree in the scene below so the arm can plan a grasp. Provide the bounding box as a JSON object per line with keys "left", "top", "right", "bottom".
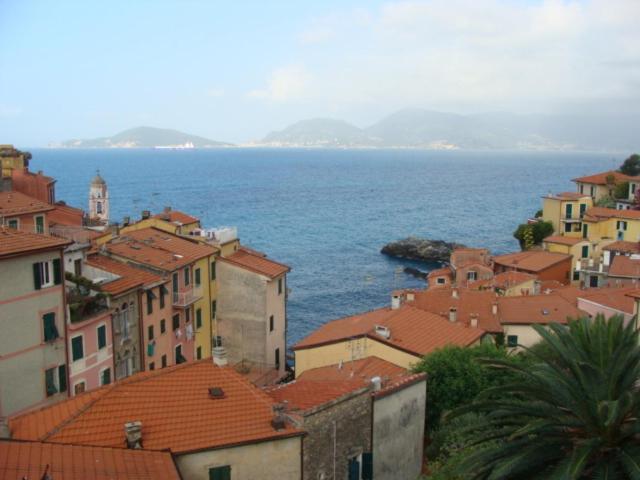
{"left": 449, "top": 315, "right": 640, "bottom": 479}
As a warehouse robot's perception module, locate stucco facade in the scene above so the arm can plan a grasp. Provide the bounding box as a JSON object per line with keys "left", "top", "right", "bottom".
{"left": 174, "top": 436, "right": 302, "bottom": 480}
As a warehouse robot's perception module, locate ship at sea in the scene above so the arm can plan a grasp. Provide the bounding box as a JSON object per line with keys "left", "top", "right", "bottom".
{"left": 154, "top": 141, "right": 195, "bottom": 150}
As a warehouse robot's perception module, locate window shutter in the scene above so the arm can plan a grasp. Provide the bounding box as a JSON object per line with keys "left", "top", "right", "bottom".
{"left": 348, "top": 458, "right": 360, "bottom": 480}
{"left": 362, "top": 453, "right": 373, "bottom": 480}
{"left": 53, "top": 258, "right": 62, "bottom": 285}
{"left": 209, "top": 466, "right": 231, "bottom": 480}
{"left": 33, "top": 263, "right": 42, "bottom": 290}
{"left": 58, "top": 364, "right": 67, "bottom": 393}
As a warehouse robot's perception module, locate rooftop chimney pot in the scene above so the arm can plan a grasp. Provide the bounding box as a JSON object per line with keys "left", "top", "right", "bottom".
{"left": 124, "top": 421, "right": 142, "bottom": 449}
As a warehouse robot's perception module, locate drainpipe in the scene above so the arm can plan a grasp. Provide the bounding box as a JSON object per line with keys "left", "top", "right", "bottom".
{"left": 209, "top": 255, "right": 214, "bottom": 357}
{"left": 61, "top": 250, "right": 70, "bottom": 398}
{"left": 138, "top": 289, "right": 145, "bottom": 371}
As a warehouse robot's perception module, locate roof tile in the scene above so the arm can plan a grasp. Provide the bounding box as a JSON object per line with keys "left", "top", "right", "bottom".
{"left": 220, "top": 247, "right": 290, "bottom": 279}
{"left": 0, "top": 226, "right": 70, "bottom": 258}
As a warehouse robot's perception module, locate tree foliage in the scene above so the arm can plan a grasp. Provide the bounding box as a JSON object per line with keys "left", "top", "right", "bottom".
{"left": 619, "top": 153, "right": 640, "bottom": 176}
{"left": 513, "top": 221, "right": 554, "bottom": 250}
{"left": 446, "top": 315, "right": 640, "bottom": 480}
{"left": 614, "top": 181, "right": 629, "bottom": 200}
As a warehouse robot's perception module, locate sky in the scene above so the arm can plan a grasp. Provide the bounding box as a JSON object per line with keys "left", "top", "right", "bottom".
{"left": 1, "top": 0, "right": 639, "bottom": 146}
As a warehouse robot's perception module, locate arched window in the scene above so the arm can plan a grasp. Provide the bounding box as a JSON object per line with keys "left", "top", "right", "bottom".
{"left": 96, "top": 202, "right": 102, "bottom": 214}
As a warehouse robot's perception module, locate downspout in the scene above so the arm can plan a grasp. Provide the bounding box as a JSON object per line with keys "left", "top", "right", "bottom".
{"left": 209, "top": 254, "right": 214, "bottom": 356}
{"left": 138, "top": 288, "right": 145, "bottom": 371}
{"left": 61, "top": 249, "right": 70, "bottom": 397}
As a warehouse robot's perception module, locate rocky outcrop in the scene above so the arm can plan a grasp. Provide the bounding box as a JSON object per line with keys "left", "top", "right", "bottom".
{"left": 381, "top": 237, "right": 466, "bottom": 263}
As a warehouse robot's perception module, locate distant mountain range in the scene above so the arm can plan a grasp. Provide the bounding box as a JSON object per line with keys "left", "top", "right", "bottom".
{"left": 60, "top": 127, "right": 232, "bottom": 148}
{"left": 258, "top": 109, "right": 640, "bottom": 152}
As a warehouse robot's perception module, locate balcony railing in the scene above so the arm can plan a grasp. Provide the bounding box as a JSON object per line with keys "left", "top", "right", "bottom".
{"left": 172, "top": 285, "right": 203, "bottom": 307}
{"left": 577, "top": 258, "right": 609, "bottom": 275}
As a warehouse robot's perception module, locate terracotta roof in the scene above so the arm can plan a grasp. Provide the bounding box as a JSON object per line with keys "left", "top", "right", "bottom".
{"left": 153, "top": 209, "right": 199, "bottom": 225}
{"left": 410, "top": 287, "right": 503, "bottom": 333}
{"left": 470, "top": 271, "right": 536, "bottom": 290}
{"left": 493, "top": 250, "right": 571, "bottom": 272}
{"left": 124, "top": 227, "right": 215, "bottom": 261}
{"left": 0, "top": 191, "right": 54, "bottom": 216}
{"left": 267, "top": 357, "right": 420, "bottom": 411}
{"left": 0, "top": 439, "right": 180, "bottom": 480}
{"left": 608, "top": 255, "right": 640, "bottom": 278}
{"left": 294, "top": 304, "right": 484, "bottom": 355}
{"left": 107, "top": 240, "right": 189, "bottom": 271}
{"left": 220, "top": 246, "right": 290, "bottom": 279}
{"left": 48, "top": 202, "right": 84, "bottom": 227}
{"left": 86, "top": 254, "right": 165, "bottom": 295}
{"left": 9, "top": 361, "right": 302, "bottom": 454}
{"left": 0, "top": 226, "right": 70, "bottom": 259}
{"left": 427, "top": 267, "right": 452, "bottom": 278}
{"left": 577, "top": 287, "right": 637, "bottom": 315}
{"left": 545, "top": 192, "right": 591, "bottom": 200}
{"left": 497, "top": 293, "right": 584, "bottom": 325}
{"left": 48, "top": 225, "right": 102, "bottom": 244}
{"left": 572, "top": 170, "right": 635, "bottom": 185}
{"left": 543, "top": 235, "right": 585, "bottom": 246}
{"left": 583, "top": 207, "right": 640, "bottom": 221}
{"left": 603, "top": 241, "right": 640, "bottom": 254}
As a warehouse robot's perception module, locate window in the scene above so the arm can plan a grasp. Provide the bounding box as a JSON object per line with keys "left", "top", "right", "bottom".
{"left": 172, "top": 314, "right": 180, "bottom": 331}
{"left": 175, "top": 345, "right": 185, "bottom": 364}
{"left": 580, "top": 184, "right": 584, "bottom": 194}
{"left": 196, "top": 308, "right": 202, "bottom": 329}
{"left": 74, "top": 258, "right": 82, "bottom": 277}
{"left": 96, "top": 201, "right": 102, "bottom": 214}
{"left": 74, "top": 382, "right": 85, "bottom": 395}
{"left": 146, "top": 290, "right": 155, "bottom": 315}
{"left": 172, "top": 272, "right": 179, "bottom": 293}
{"left": 212, "top": 300, "right": 217, "bottom": 319}
{"left": 565, "top": 203, "right": 573, "bottom": 219}
{"left": 148, "top": 325, "right": 154, "bottom": 341}
{"left": 275, "top": 348, "right": 280, "bottom": 369}
{"left": 45, "top": 365, "right": 66, "bottom": 397}
{"left": 33, "top": 259, "right": 61, "bottom": 289}
{"left": 7, "top": 218, "right": 18, "bottom": 229}
{"left": 149, "top": 362, "right": 155, "bottom": 371}
{"left": 195, "top": 268, "right": 201, "bottom": 286}
{"left": 209, "top": 466, "right": 231, "bottom": 480}
{"left": 211, "top": 261, "right": 216, "bottom": 280}
{"left": 507, "top": 335, "right": 518, "bottom": 348}
{"left": 633, "top": 183, "right": 637, "bottom": 195}
{"left": 278, "top": 278, "right": 283, "bottom": 295}
{"left": 161, "top": 354, "right": 167, "bottom": 368}
{"left": 43, "top": 312, "right": 59, "bottom": 342}
{"left": 590, "top": 186, "right": 595, "bottom": 197}
{"left": 34, "top": 215, "right": 45, "bottom": 234}
{"left": 197, "top": 346, "right": 202, "bottom": 360}
{"left": 573, "top": 270, "right": 580, "bottom": 281}
{"left": 159, "top": 285, "right": 167, "bottom": 309}
{"left": 617, "top": 221, "right": 628, "bottom": 231}
{"left": 58, "top": 365, "right": 67, "bottom": 393}
{"left": 120, "top": 303, "right": 131, "bottom": 340}
{"left": 466, "top": 271, "right": 477, "bottom": 281}
{"left": 564, "top": 222, "right": 572, "bottom": 233}
{"left": 97, "top": 324, "right": 107, "bottom": 349}
{"left": 160, "top": 319, "right": 166, "bottom": 334}
{"left": 582, "top": 224, "right": 588, "bottom": 239}
{"left": 436, "top": 277, "right": 445, "bottom": 285}
{"left": 269, "top": 315, "right": 274, "bottom": 332}
{"left": 581, "top": 245, "right": 589, "bottom": 258}
{"left": 184, "top": 267, "right": 190, "bottom": 286}
{"left": 579, "top": 203, "right": 586, "bottom": 217}
{"left": 100, "top": 368, "right": 111, "bottom": 386}
{"left": 185, "top": 308, "right": 190, "bottom": 323}
{"left": 71, "top": 336, "right": 84, "bottom": 362}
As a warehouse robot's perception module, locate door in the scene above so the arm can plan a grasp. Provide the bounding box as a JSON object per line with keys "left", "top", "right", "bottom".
{"left": 589, "top": 275, "right": 598, "bottom": 288}
{"left": 348, "top": 457, "right": 361, "bottom": 480}
{"left": 565, "top": 203, "right": 572, "bottom": 219}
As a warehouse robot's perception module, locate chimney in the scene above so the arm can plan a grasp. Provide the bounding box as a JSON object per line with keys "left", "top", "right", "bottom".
{"left": 406, "top": 291, "right": 415, "bottom": 302}
{"left": 271, "top": 403, "right": 287, "bottom": 431}
{"left": 448, "top": 307, "right": 457, "bottom": 323}
{"left": 391, "top": 292, "right": 402, "bottom": 310}
{"left": 470, "top": 314, "right": 478, "bottom": 328}
{"left": 163, "top": 206, "right": 172, "bottom": 213}
{"left": 0, "top": 417, "right": 10, "bottom": 439}
{"left": 212, "top": 343, "right": 228, "bottom": 366}
{"left": 124, "top": 421, "right": 142, "bottom": 449}
{"left": 370, "top": 376, "right": 382, "bottom": 391}
{"left": 123, "top": 216, "right": 131, "bottom": 226}
{"left": 110, "top": 223, "right": 120, "bottom": 236}
{"left": 451, "top": 288, "right": 459, "bottom": 299}
{"left": 141, "top": 210, "right": 151, "bottom": 220}
{"left": 492, "top": 302, "right": 498, "bottom": 315}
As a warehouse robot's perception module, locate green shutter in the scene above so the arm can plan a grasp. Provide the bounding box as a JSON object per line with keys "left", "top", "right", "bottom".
{"left": 58, "top": 364, "right": 67, "bottom": 392}
{"left": 209, "top": 466, "right": 231, "bottom": 480}
{"left": 211, "top": 261, "right": 216, "bottom": 280}
{"left": 98, "top": 325, "right": 107, "bottom": 349}
{"left": 71, "top": 336, "right": 84, "bottom": 361}
{"left": 53, "top": 258, "right": 62, "bottom": 285}
{"left": 195, "top": 268, "right": 201, "bottom": 286}
{"left": 45, "top": 368, "right": 57, "bottom": 396}
{"left": 33, "top": 263, "right": 42, "bottom": 290}
{"left": 362, "top": 452, "right": 373, "bottom": 480}
{"left": 196, "top": 308, "right": 202, "bottom": 328}
{"left": 212, "top": 300, "right": 217, "bottom": 319}
{"left": 43, "top": 313, "right": 57, "bottom": 341}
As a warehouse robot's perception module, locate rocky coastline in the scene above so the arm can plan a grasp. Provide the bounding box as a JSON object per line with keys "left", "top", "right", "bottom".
{"left": 380, "top": 237, "right": 466, "bottom": 263}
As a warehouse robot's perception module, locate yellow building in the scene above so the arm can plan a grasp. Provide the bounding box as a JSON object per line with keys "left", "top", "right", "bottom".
{"left": 0, "top": 145, "right": 30, "bottom": 178}
{"left": 541, "top": 192, "right": 592, "bottom": 237}
{"left": 581, "top": 207, "right": 640, "bottom": 244}
{"left": 572, "top": 170, "right": 635, "bottom": 203}
{"left": 542, "top": 235, "right": 591, "bottom": 283}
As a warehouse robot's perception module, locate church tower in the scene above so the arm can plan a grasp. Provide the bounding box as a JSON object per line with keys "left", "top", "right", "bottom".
{"left": 89, "top": 170, "right": 109, "bottom": 224}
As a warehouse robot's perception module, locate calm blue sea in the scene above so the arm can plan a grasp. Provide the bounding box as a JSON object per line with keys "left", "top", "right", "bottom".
{"left": 29, "top": 148, "right": 619, "bottom": 344}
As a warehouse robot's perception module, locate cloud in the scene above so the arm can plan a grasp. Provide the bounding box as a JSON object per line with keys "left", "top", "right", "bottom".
{"left": 247, "top": 66, "right": 311, "bottom": 101}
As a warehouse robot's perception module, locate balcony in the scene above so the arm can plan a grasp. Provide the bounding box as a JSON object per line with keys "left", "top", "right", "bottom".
{"left": 172, "top": 285, "right": 203, "bottom": 308}
{"left": 577, "top": 258, "right": 609, "bottom": 275}
{"left": 66, "top": 277, "right": 110, "bottom": 323}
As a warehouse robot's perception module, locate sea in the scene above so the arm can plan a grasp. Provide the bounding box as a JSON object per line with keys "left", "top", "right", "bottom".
{"left": 30, "top": 148, "right": 619, "bottom": 345}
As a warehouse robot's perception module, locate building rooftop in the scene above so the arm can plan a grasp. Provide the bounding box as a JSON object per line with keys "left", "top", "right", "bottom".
{"left": 0, "top": 226, "right": 70, "bottom": 259}
{"left": 0, "top": 191, "right": 54, "bottom": 216}
{"left": 583, "top": 207, "right": 640, "bottom": 222}
{"left": 220, "top": 246, "right": 290, "bottom": 279}
{"left": 267, "top": 357, "right": 423, "bottom": 412}
{"left": 493, "top": 250, "right": 571, "bottom": 272}
{"left": 572, "top": 170, "right": 635, "bottom": 185}
{"left": 124, "top": 227, "right": 215, "bottom": 261}
{"left": 153, "top": 209, "right": 199, "bottom": 225}
{"left": 577, "top": 286, "right": 637, "bottom": 315}
{"left": 85, "top": 254, "right": 166, "bottom": 296}
{"left": 9, "top": 361, "right": 302, "bottom": 455}
{"left": 544, "top": 192, "right": 591, "bottom": 200}
{"left": 293, "top": 304, "right": 484, "bottom": 355}
{"left": 497, "top": 293, "right": 584, "bottom": 325}
{"left": 470, "top": 271, "right": 537, "bottom": 291}
{"left": 0, "top": 439, "right": 181, "bottom": 480}
{"left": 543, "top": 235, "right": 585, "bottom": 246}
{"left": 608, "top": 255, "right": 640, "bottom": 278}
{"left": 603, "top": 241, "right": 640, "bottom": 254}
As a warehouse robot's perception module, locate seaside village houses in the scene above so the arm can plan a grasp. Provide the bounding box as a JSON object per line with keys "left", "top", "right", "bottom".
{"left": 3, "top": 143, "right": 640, "bottom": 479}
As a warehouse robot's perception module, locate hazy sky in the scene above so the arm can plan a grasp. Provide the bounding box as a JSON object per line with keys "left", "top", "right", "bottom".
{"left": 1, "top": 0, "right": 639, "bottom": 145}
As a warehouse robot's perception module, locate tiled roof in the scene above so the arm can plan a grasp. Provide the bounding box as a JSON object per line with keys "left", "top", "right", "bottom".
{"left": 497, "top": 293, "right": 584, "bottom": 324}
{"left": 427, "top": 267, "right": 452, "bottom": 278}
{"left": 107, "top": 239, "right": 189, "bottom": 271}
{"left": 0, "top": 191, "right": 54, "bottom": 216}
{"left": 153, "top": 209, "right": 199, "bottom": 225}
{"left": 294, "top": 304, "right": 484, "bottom": 355}
{"left": 603, "top": 241, "right": 640, "bottom": 254}
{"left": 493, "top": 250, "right": 571, "bottom": 272}
{"left": 545, "top": 192, "right": 591, "bottom": 200}
{"left": 470, "top": 271, "right": 536, "bottom": 290}
{"left": 48, "top": 202, "right": 84, "bottom": 227}
{"left": 220, "top": 246, "right": 290, "bottom": 279}
{"left": 410, "top": 288, "right": 503, "bottom": 333}
{"left": 577, "top": 287, "right": 637, "bottom": 315}
{"left": 608, "top": 255, "right": 640, "bottom": 278}
{"left": 267, "top": 357, "right": 419, "bottom": 411}
{"left": 86, "top": 254, "right": 165, "bottom": 295}
{"left": 572, "top": 170, "right": 635, "bottom": 185}
{"left": 583, "top": 207, "right": 640, "bottom": 221}
{"left": 124, "top": 227, "right": 215, "bottom": 261}
{"left": 0, "top": 439, "right": 180, "bottom": 480}
{"left": 9, "top": 361, "right": 302, "bottom": 454}
{"left": 543, "top": 235, "right": 585, "bottom": 246}
{"left": 0, "top": 227, "right": 70, "bottom": 259}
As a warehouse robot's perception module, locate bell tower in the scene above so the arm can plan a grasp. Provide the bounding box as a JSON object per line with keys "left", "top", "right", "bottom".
{"left": 89, "top": 170, "right": 109, "bottom": 223}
